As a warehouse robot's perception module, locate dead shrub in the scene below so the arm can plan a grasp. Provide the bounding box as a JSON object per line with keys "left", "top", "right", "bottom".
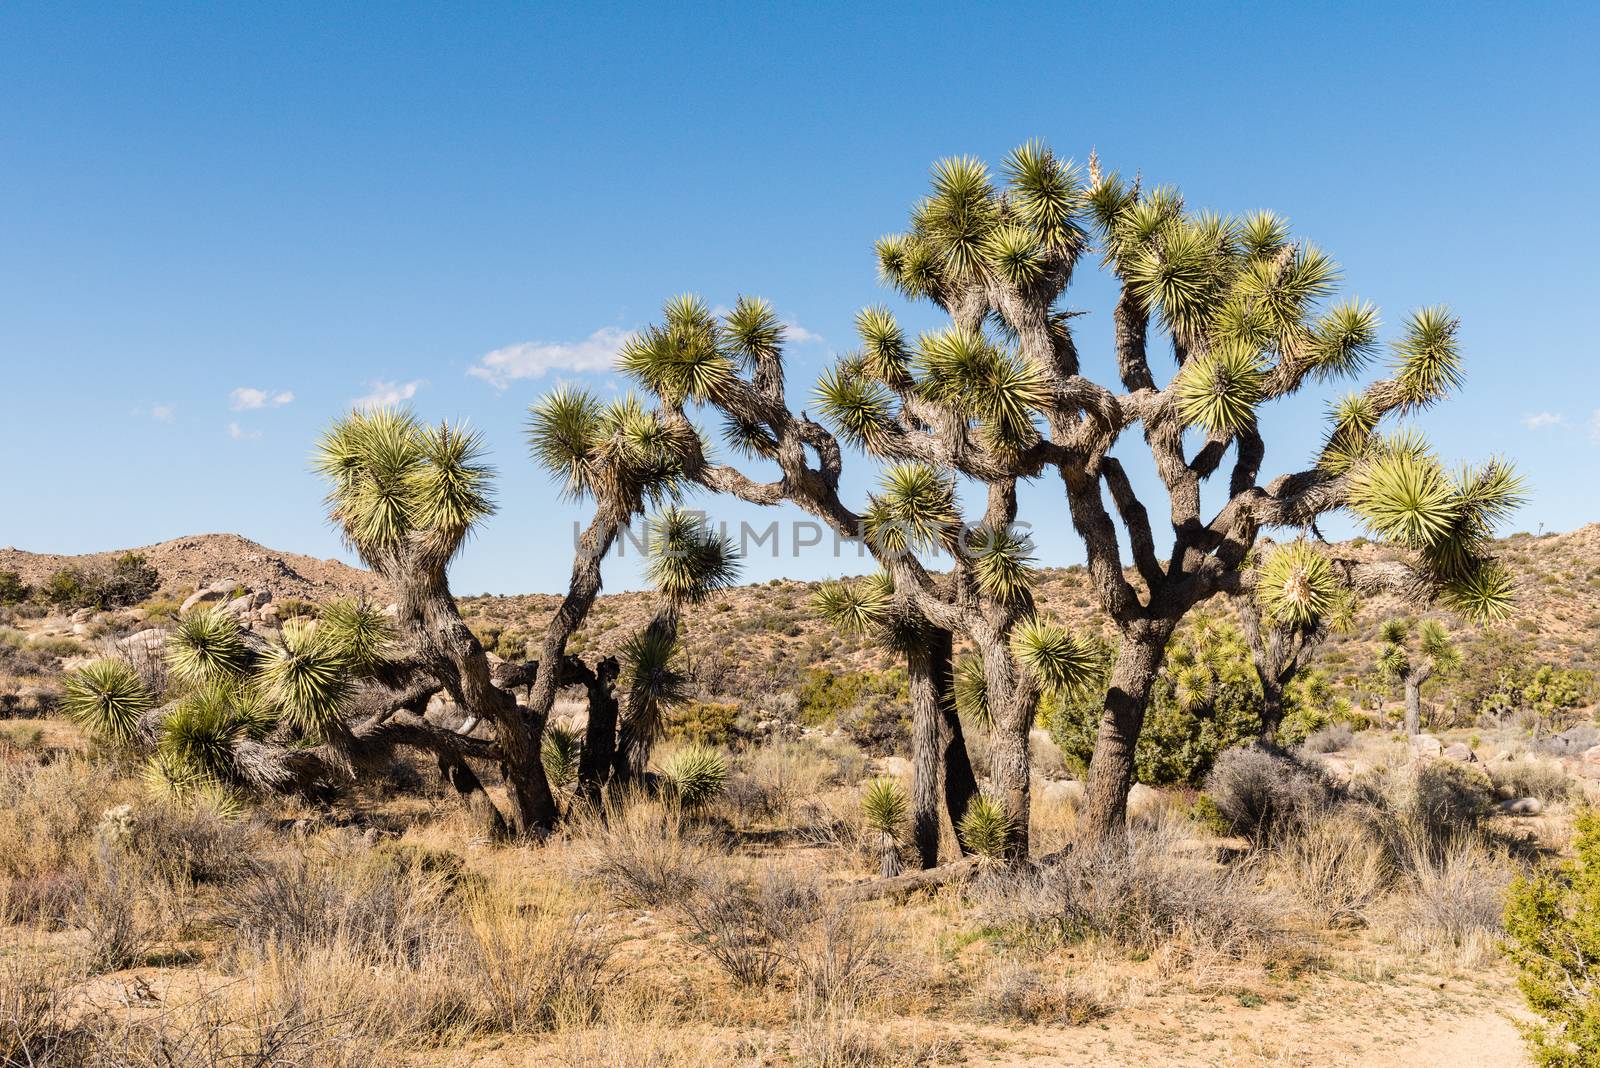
{"left": 1358, "top": 760, "right": 1496, "bottom": 871}
{"left": 672, "top": 868, "right": 820, "bottom": 989}
{"left": 574, "top": 800, "right": 708, "bottom": 908}
{"left": 788, "top": 901, "right": 894, "bottom": 1012}
{"left": 982, "top": 822, "right": 1284, "bottom": 960}
{"left": 0, "top": 955, "right": 90, "bottom": 1066}
{"left": 1299, "top": 724, "right": 1354, "bottom": 754}
{"left": 1389, "top": 836, "right": 1513, "bottom": 967}
{"left": 219, "top": 853, "right": 454, "bottom": 967}
{"left": 459, "top": 886, "right": 613, "bottom": 1032}
{"left": 1277, "top": 810, "right": 1390, "bottom": 925}
{"left": 1488, "top": 756, "right": 1571, "bottom": 802}
{"left": 73, "top": 846, "right": 159, "bottom": 973}
{"left": 967, "top": 961, "right": 1109, "bottom": 1026}
{"left": 1202, "top": 744, "right": 1335, "bottom": 843}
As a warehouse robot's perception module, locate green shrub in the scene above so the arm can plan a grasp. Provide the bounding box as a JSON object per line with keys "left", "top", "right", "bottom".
{"left": 659, "top": 746, "right": 729, "bottom": 811}
{"left": 1048, "top": 620, "right": 1260, "bottom": 786}
{"left": 1505, "top": 810, "right": 1600, "bottom": 1066}
{"left": 665, "top": 699, "right": 743, "bottom": 746}
{"left": 0, "top": 570, "right": 28, "bottom": 605}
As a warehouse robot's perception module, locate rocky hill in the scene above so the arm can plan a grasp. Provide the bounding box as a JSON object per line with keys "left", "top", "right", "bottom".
{"left": 6, "top": 525, "right": 1597, "bottom": 712}
{"left": 0, "top": 533, "right": 386, "bottom": 604}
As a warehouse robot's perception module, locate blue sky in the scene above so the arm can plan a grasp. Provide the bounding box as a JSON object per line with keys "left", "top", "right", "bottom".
{"left": 3, "top": 2, "right": 1596, "bottom": 594}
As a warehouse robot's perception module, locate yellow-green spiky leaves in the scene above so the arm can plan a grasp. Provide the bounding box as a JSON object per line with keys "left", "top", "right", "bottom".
{"left": 1320, "top": 392, "right": 1382, "bottom": 473}
{"left": 316, "top": 407, "right": 496, "bottom": 564}
{"left": 1391, "top": 307, "right": 1463, "bottom": 410}
{"left": 167, "top": 608, "right": 254, "bottom": 685}
{"left": 861, "top": 777, "right": 909, "bottom": 838}
{"left": 815, "top": 363, "right": 898, "bottom": 455}
{"left": 317, "top": 599, "right": 395, "bottom": 677}
{"left": 811, "top": 573, "right": 893, "bottom": 636}
{"left": 257, "top": 619, "right": 352, "bottom": 739}
{"left": 1255, "top": 541, "right": 1343, "bottom": 628}
{"left": 645, "top": 507, "right": 741, "bottom": 606}
{"left": 957, "top": 794, "right": 1014, "bottom": 860}
{"left": 862, "top": 463, "right": 961, "bottom": 555}
{"left": 1010, "top": 616, "right": 1100, "bottom": 695}
{"left": 62, "top": 658, "right": 154, "bottom": 746}
{"left": 1127, "top": 220, "right": 1225, "bottom": 341}
{"left": 1307, "top": 300, "right": 1380, "bottom": 380}
{"left": 1000, "top": 140, "right": 1085, "bottom": 252}
{"left": 914, "top": 327, "right": 1046, "bottom": 453}
{"left": 924, "top": 155, "right": 1000, "bottom": 282}
{"left": 1174, "top": 340, "right": 1267, "bottom": 434}
{"left": 855, "top": 306, "right": 910, "bottom": 385}
{"left": 968, "top": 525, "right": 1037, "bottom": 604}
{"left": 720, "top": 295, "right": 784, "bottom": 368}
{"left": 1238, "top": 211, "right": 1291, "bottom": 261}
{"left": 1347, "top": 447, "right": 1455, "bottom": 549}
{"left": 1442, "top": 562, "right": 1516, "bottom": 623}
{"left": 528, "top": 386, "right": 606, "bottom": 499}
{"left": 619, "top": 294, "right": 736, "bottom": 405}
{"left": 982, "top": 224, "right": 1046, "bottom": 288}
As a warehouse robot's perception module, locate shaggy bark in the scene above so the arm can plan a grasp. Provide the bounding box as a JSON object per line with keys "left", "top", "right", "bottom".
{"left": 1080, "top": 627, "right": 1170, "bottom": 844}
{"left": 907, "top": 637, "right": 945, "bottom": 869}
{"left": 578, "top": 656, "right": 622, "bottom": 801}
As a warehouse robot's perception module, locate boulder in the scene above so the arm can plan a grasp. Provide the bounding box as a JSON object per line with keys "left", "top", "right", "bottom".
{"left": 1441, "top": 742, "right": 1478, "bottom": 763}
{"left": 1540, "top": 725, "right": 1600, "bottom": 757}
{"left": 1039, "top": 779, "right": 1086, "bottom": 808}
{"left": 879, "top": 756, "right": 914, "bottom": 779}
{"left": 1409, "top": 734, "right": 1444, "bottom": 758}
{"left": 116, "top": 628, "right": 167, "bottom": 660}
{"left": 1128, "top": 782, "right": 1163, "bottom": 817}
{"left": 1499, "top": 797, "right": 1543, "bottom": 816}
{"left": 181, "top": 579, "right": 241, "bottom": 615}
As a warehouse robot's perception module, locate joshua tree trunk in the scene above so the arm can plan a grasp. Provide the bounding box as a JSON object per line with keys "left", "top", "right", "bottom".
{"left": 1403, "top": 666, "right": 1431, "bottom": 736}
{"left": 982, "top": 644, "right": 1042, "bottom": 860}
{"left": 617, "top": 605, "right": 681, "bottom": 781}
{"left": 1259, "top": 675, "right": 1287, "bottom": 745}
{"left": 395, "top": 569, "right": 559, "bottom": 838}
{"left": 437, "top": 754, "right": 510, "bottom": 840}
{"left": 1080, "top": 627, "right": 1170, "bottom": 847}
{"left": 907, "top": 634, "right": 946, "bottom": 869}
{"left": 577, "top": 656, "right": 620, "bottom": 803}
{"left": 934, "top": 631, "right": 979, "bottom": 854}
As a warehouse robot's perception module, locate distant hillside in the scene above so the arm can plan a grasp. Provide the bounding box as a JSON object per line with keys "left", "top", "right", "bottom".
{"left": 7, "top": 525, "right": 1597, "bottom": 707}
{"left": 0, "top": 533, "right": 386, "bottom": 604}
{"left": 459, "top": 524, "right": 1600, "bottom": 704}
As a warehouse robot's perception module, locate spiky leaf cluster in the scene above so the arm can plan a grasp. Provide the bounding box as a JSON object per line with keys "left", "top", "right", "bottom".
{"left": 167, "top": 609, "right": 254, "bottom": 685}
{"left": 1010, "top": 616, "right": 1100, "bottom": 695}
{"left": 315, "top": 408, "right": 495, "bottom": 566}
{"left": 618, "top": 295, "right": 737, "bottom": 405}
{"left": 957, "top": 794, "right": 1014, "bottom": 860}
{"left": 62, "top": 659, "right": 154, "bottom": 746}
{"left": 953, "top": 656, "right": 990, "bottom": 727}
{"left": 876, "top": 144, "right": 1084, "bottom": 301}
{"left": 1254, "top": 541, "right": 1349, "bottom": 630}
{"left": 646, "top": 508, "right": 742, "bottom": 606}
{"left": 256, "top": 618, "right": 352, "bottom": 739}
{"left": 862, "top": 463, "right": 961, "bottom": 555}
{"left": 659, "top": 745, "right": 728, "bottom": 811}
{"left": 317, "top": 599, "right": 394, "bottom": 677}
{"left": 861, "top": 777, "right": 909, "bottom": 837}
{"left": 1348, "top": 436, "right": 1523, "bottom": 622}
{"left": 528, "top": 388, "right": 689, "bottom": 508}
{"left": 913, "top": 327, "right": 1046, "bottom": 453}
{"left": 1174, "top": 339, "right": 1267, "bottom": 434}
{"left": 967, "top": 524, "right": 1037, "bottom": 603}
{"left": 542, "top": 725, "right": 581, "bottom": 789}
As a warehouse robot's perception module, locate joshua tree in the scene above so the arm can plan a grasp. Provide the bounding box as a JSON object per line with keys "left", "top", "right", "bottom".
{"left": 613, "top": 507, "right": 741, "bottom": 782}
{"left": 619, "top": 144, "right": 1519, "bottom": 849}
{"left": 314, "top": 408, "right": 557, "bottom": 836}
{"left": 61, "top": 599, "right": 488, "bottom": 821}
{"left": 523, "top": 390, "right": 694, "bottom": 808}
{"left": 814, "top": 570, "right": 979, "bottom": 867}
{"left": 1377, "top": 617, "right": 1460, "bottom": 736}
{"left": 1238, "top": 540, "right": 1357, "bottom": 743}
{"left": 861, "top": 777, "right": 910, "bottom": 877}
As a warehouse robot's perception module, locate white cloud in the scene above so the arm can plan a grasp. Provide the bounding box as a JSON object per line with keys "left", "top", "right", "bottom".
{"left": 230, "top": 387, "right": 295, "bottom": 411}
{"left": 1523, "top": 412, "right": 1563, "bottom": 430}
{"left": 150, "top": 404, "right": 176, "bottom": 423}
{"left": 782, "top": 320, "right": 825, "bottom": 345}
{"left": 227, "top": 421, "right": 261, "bottom": 441}
{"left": 352, "top": 379, "right": 424, "bottom": 410}
{"left": 468, "top": 328, "right": 631, "bottom": 389}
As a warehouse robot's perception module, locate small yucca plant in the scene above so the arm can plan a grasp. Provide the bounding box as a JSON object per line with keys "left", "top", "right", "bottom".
{"left": 659, "top": 745, "right": 728, "bottom": 812}
{"left": 167, "top": 608, "right": 254, "bottom": 684}
{"left": 958, "top": 795, "right": 1015, "bottom": 861}
{"left": 542, "top": 724, "right": 581, "bottom": 790}
{"left": 316, "top": 599, "right": 394, "bottom": 676}
{"left": 861, "top": 777, "right": 909, "bottom": 877}
{"left": 62, "top": 658, "right": 154, "bottom": 747}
